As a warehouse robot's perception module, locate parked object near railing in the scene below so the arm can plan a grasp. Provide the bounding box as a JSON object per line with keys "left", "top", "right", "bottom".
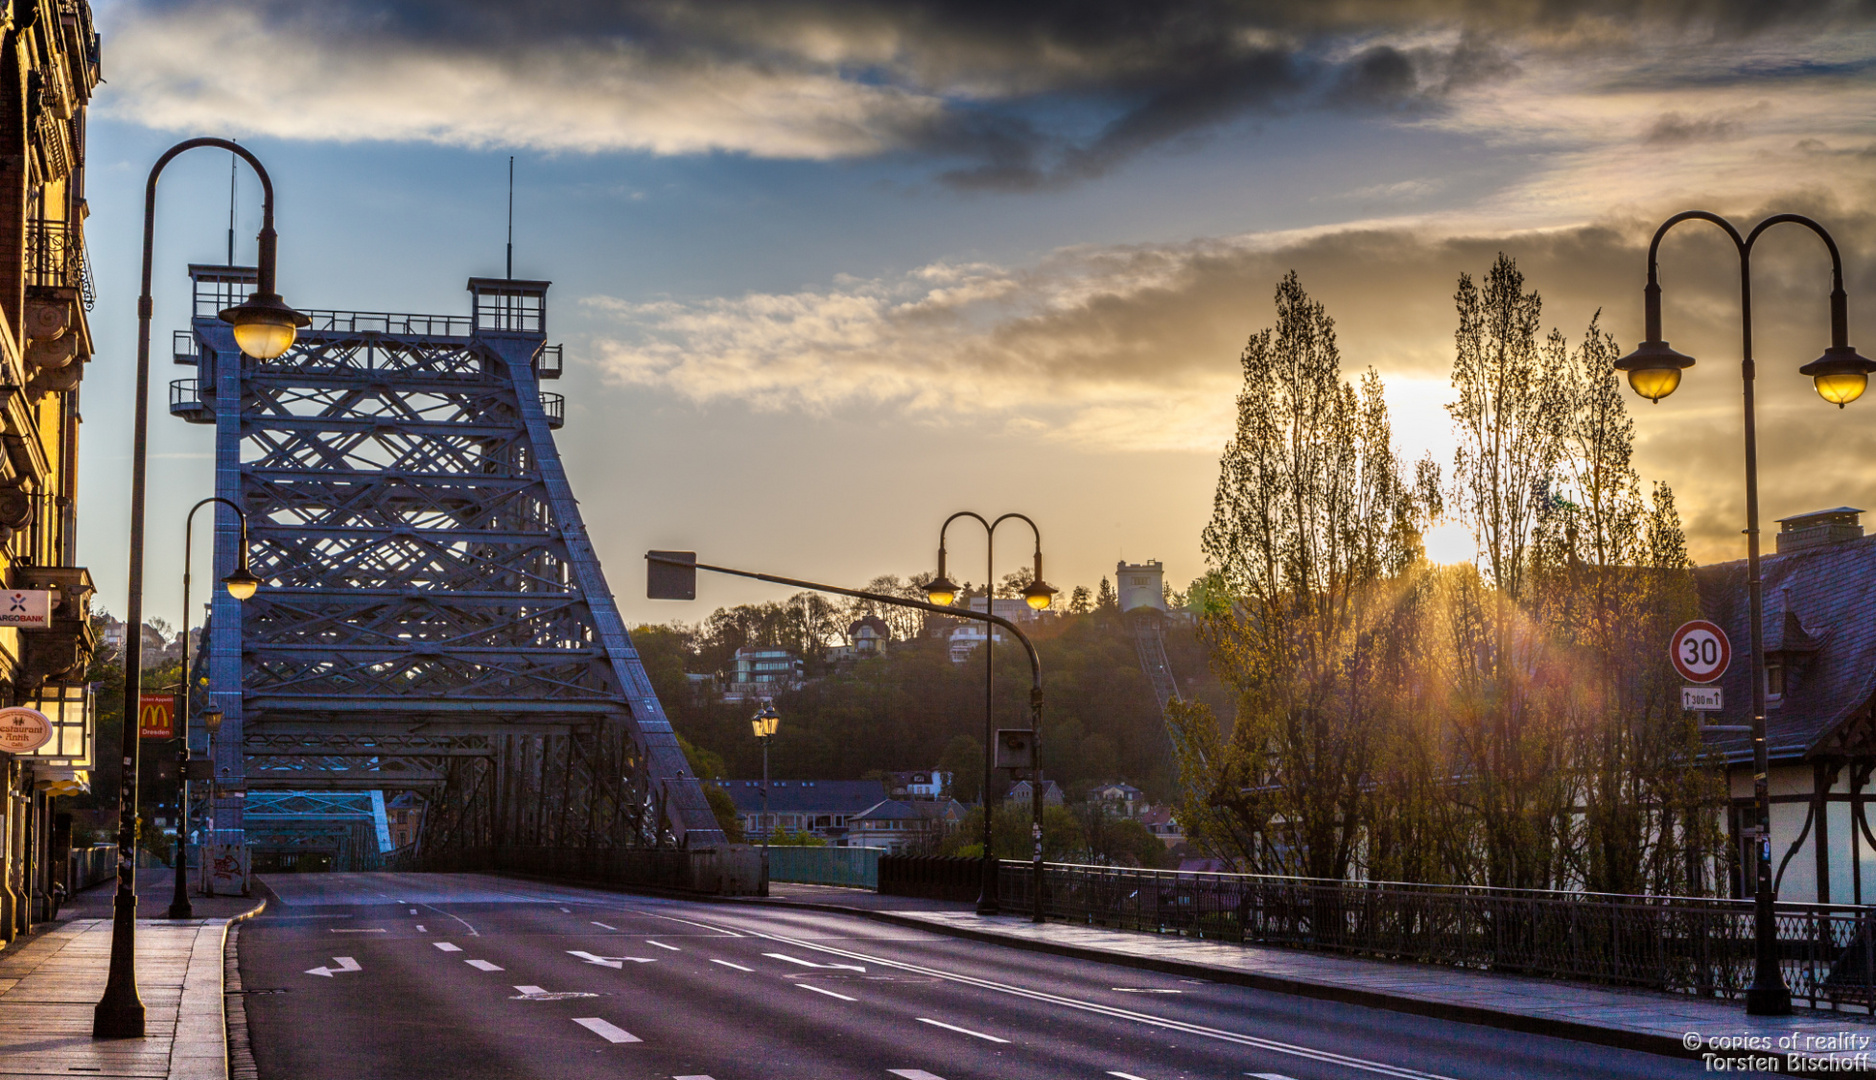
{"left": 433, "top": 845, "right": 763, "bottom": 896}
{"left": 767, "top": 847, "right": 880, "bottom": 889}
{"left": 880, "top": 855, "right": 992, "bottom": 903}
{"left": 995, "top": 861, "right": 1876, "bottom": 1013}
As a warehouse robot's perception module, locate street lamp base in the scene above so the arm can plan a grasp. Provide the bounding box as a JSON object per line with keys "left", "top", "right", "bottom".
{"left": 166, "top": 902, "right": 194, "bottom": 920}
{"left": 1745, "top": 981, "right": 1793, "bottom": 1016}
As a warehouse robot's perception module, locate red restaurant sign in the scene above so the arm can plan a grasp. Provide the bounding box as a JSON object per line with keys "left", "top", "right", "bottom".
{"left": 138, "top": 693, "right": 175, "bottom": 740}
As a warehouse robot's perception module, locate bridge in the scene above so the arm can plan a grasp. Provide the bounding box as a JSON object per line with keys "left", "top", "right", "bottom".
{"left": 170, "top": 265, "right": 724, "bottom": 884}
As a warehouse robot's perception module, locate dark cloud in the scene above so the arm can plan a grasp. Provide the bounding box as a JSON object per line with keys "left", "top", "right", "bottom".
{"left": 1644, "top": 111, "right": 1744, "bottom": 144}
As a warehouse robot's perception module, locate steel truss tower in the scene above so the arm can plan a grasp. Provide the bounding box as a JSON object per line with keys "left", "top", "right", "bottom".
{"left": 171, "top": 266, "right": 722, "bottom": 864}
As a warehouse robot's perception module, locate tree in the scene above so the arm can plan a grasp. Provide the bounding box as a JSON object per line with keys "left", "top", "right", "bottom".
{"left": 1095, "top": 578, "right": 1117, "bottom": 613}
{"left": 1067, "top": 586, "right": 1092, "bottom": 615}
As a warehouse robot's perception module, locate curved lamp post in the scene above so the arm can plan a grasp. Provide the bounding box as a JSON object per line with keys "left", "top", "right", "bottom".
{"left": 1615, "top": 211, "right": 1872, "bottom": 1017}
{"left": 927, "top": 513, "right": 1056, "bottom": 917}
{"left": 751, "top": 700, "right": 780, "bottom": 897}
{"left": 96, "top": 137, "right": 306, "bottom": 1040}
{"left": 167, "top": 497, "right": 260, "bottom": 920}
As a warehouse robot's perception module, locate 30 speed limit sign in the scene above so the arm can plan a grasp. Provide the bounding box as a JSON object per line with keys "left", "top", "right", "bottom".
{"left": 1670, "top": 620, "right": 1731, "bottom": 684}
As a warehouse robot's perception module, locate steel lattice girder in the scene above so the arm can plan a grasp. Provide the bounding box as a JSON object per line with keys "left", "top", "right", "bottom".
{"left": 184, "top": 267, "right": 722, "bottom": 848}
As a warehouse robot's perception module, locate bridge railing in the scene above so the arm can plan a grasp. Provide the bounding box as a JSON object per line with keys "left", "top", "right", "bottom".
{"left": 982, "top": 860, "right": 1876, "bottom": 1013}
{"left": 425, "top": 845, "right": 762, "bottom": 896}
{"left": 767, "top": 846, "right": 880, "bottom": 889}
{"left": 300, "top": 309, "right": 476, "bottom": 337}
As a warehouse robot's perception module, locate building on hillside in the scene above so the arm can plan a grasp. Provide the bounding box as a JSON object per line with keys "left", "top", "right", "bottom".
{"left": 722, "top": 645, "right": 805, "bottom": 702}
{"left": 1138, "top": 805, "right": 1184, "bottom": 848}
{"left": 0, "top": 1, "right": 103, "bottom": 943}
{"left": 846, "top": 797, "right": 968, "bottom": 853}
{"left": 1090, "top": 781, "right": 1145, "bottom": 818}
{"left": 826, "top": 615, "right": 891, "bottom": 665}
{"left": 886, "top": 770, "right": 952, "bottom": 801}
{"left": 1116, "top": 561, "right": 1167, "bottom": 614}
{"left": 722, "top": 779, "right": 887, "bottom": 844}
{"left": 1697, "top": 507, "right": 1876, "bottom": 904}
{"left": 1005, "top": 779, "right": 1064, "bottom": 807}
{"left": 385, "top": 792, "right": 424, "bottom": 850}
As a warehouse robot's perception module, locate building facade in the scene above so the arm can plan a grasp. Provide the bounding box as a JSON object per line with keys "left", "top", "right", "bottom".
{"left": 723, "top": 779, "right": 887, "bottom": 844}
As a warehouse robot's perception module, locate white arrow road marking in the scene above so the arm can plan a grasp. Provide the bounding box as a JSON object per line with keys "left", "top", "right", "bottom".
{"left": 646, "top": 940, "right": 680, "bottom": 952}
{"left": 916, "top": 1018, "right": 1008, "bottom": 1044}
{"left": 798, "top": 983, "right": 856, "bottom": 1002}
{"left": 763, "top": 952, "right": 865, "bottom": 972}
{"left": 572, "top": 1017, "right": 641, "bottom": 1044}
{"left": 708, "top": 959, "right": 752, "bottom": 972}
{"left": 465, "top": 959, "right": 503, "bottom": 972}
{"left": 889, "top": 1071, "right": 947, "bottom": 1080}
{"left": 304, "top": 956, "right": 363, "bottom": 978}
{"left": 433, "top": 942, "right": 462, "bottom": 952}
{"left": 567, "top": 950, "right": 657, "bottom": 968}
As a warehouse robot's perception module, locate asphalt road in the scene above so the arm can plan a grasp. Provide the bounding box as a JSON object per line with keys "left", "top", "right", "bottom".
{"left": 237, "top": 873, "right": 1707, "bottom": 1080}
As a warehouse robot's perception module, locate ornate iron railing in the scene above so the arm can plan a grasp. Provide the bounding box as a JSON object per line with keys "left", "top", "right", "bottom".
{"left": 995, "top": 861, "right": 1876, "bottom": 1013}
{"left": 25, "top": 218, "right": 83, "bottom": 293}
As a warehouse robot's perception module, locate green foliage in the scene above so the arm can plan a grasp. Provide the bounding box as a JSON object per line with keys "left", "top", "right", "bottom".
{"left": 700, "top": 783, "right": 745, "bottom": 843}
{"left": 943, "top": 802, "right": 1085, "bottom": 861}
{"left": 765, "top": 829, "right": 826, "bottom": 847}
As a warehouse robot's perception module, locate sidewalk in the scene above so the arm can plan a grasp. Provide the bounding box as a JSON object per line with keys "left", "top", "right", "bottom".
{"left": 0, "top": 870, "right": 263, "bottom": 1080}
{"left": 743, "top": 883, "right": 1876, "bottom": 1069}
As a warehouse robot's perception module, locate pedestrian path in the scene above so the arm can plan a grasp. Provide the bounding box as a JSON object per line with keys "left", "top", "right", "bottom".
{"left": 0, "top": 874, "right": 261, "bottom": 1080}
{"left": 748, "top": 883, "right": 1876, "bottom": 1069}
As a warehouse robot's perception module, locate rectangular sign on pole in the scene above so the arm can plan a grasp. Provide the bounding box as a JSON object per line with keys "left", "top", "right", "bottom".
{"left": 1682, "top": 685, "right": 1724, "bottom": 712}
{"left": 0, "top": 590, "right": 54, "bottom": 628}
{"left": 137, "top": 693, "right": 175, "bottom": 739}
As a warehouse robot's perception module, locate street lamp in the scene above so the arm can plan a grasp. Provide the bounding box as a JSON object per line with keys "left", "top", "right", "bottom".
{"left": 1615, "top": 210, "right": 1871, "bottom": 1017}
{"left": 169, "top": 498, "right": 260, "bottom": 919}
{"left": 928, "top": 512, "right": 1055, "bottom": 917}
{"left": 97, "top": 138, "right": 304, "bottom": 1040}
{"left": 751, "top": 701, "right": 780, "bottom": 897}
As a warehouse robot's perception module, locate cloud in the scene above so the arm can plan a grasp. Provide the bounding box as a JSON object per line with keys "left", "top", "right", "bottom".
{"left": 1643, "top": 110, "right": 1744, "bottom": 144}
{"left": 95, "top": 0, "right": 1871, "bottom": 186}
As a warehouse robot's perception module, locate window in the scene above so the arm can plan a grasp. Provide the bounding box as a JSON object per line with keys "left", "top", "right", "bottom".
{"left": 1766, "top": 663, "right": 1785, "bottom": 701}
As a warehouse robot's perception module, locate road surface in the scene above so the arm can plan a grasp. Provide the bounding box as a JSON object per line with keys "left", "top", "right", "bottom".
{"left": 236, "top": 873, "right": 1706, "bottom": 1080}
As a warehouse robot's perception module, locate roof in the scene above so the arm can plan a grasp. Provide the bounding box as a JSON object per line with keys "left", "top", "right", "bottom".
{"left": 851, "top": 799, "right": 925, "bottom": 822}
{"left": 720, "top": 780, "right": 886, "bottom": 815}
{"left": 848, "top": 616, "right": 890, "bottom": 638}
{"left": 1695, "top": 532, "right": 1876, "bottom": 763}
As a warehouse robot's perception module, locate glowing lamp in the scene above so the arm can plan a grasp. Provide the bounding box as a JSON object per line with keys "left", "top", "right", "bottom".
{"left": 219, "top": 291, "right": 310, "bottom": 359}
{"left": 925, "top": 575, "right": 960, "bottom": 608}
{"left": 1613, "top": 339, "right": 1695, "bottom": 403}
{"left": 1800, "top": 346, "right": 1876, "bottom": 409}
{"left": 1021, "top": 579, "right": 1057, "bottom": 611}
{"left": 200, "top": 705, "right": 224, "bottom": 734}
{"left": 750, "top": 701, "right": 780, "bottom": 740}
{"left": 221, "top": 565, "right": 262, "bottom": 601}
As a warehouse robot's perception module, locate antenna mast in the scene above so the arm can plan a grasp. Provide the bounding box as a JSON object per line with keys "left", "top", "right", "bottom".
{"left": 505, "top": 156, "right": 514, "bottom": 279}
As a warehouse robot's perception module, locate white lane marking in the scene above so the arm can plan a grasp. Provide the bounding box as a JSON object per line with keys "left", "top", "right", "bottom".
{"left": 560, "top": 906, "right": 572, "bottom": 913}
{"left": 798, "top": 983, "right": 856, "bottom": 1002}
{"left": 516, "top": 985, "right": 546, "bottom": 995}
{"left": 568, "top": 950, "right": 658, "bottom": 968}
{"left": 1110, "top": 1073, "right": 1151, "bottom": 1080}
{"left": 414, "top": 925, "right": 427, "bottom": 933}
{"left": 465, "top": 959, "right": 504, "bottom": 972}
{"left": 409, "top": 908, "right": 419, "bottom": 914}
{"left": 591, "top": 921, "right": 617, "bottom": 931}
{"left": 674, "top": 1076, "right": 717, "bottom": 1080}
{"left": 1112, "top": 988, "right": 1181, "bottom": 993}
{"left": 916, "top": 1018, "right": 1008, "bottom": 1044}
{"left": 331, "top": 928, "right": 386, "bottom": 933}
{"left": 304, "top": 956, "right": 363, "bottom": 978}
{"left": 708, "top": 959, "right": 752, "bottom": 972}
{"left": 1250, "top": 1075, "right": 1302, "bottom": 1080}
{"left": 433, "top": 942, "right": 462, "bottom": 952}
{"left": 646, "top": 940, "right": 680, "bottom": 952}
{"left": 572, "top": 1017, "right": 641, "bottom": 1044}
{"left": 640, "top": 911, "right": 741, "bottom": 937}
{"left": 666, "top": 917, "right": 1461, "bottom": 1080}
{"left": 421, "top": 903, "right": 480, "bottom": 937}
{"left": 889, "top": 1072, "right": 947, "bottom": 1080}
{"left": 763, "top": 952, "right": 865, "bottom": 972}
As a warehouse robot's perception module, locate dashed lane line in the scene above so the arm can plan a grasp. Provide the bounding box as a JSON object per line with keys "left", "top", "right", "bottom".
{"left": 916, "top": 1018, "right": 1009, "bottom": 1044}
{"left": 1109, "top": 1073, "right": 1151, "bottom": 1080}
{"left": 1250, "top": 1075, "right": 1302, "bottom": 1080}
{"left": 646, "top": 940, "right": 681, "bottom": 952}
{"left": 673, "top": 1075, "right": 717, "bottom": 1079}
{"left": 591, "top": 922, "right": 618, "bottom": 931}
{"left": 888, "top": 1070, "right": 947, "bottom": 1079}
{"left": 657, "top": 914, "right": 1462, "bottom": 1080}
{"left": 433, "top": 942, "right": 462, "bottom": 952}
{"left": 708, "top": 959, "right": 753, "bottom": 973}
{"left": 572, "top": 1017, "right": 641, "bottom": 1044}
{"left": 409, "top": 908, "right": 419, "bottom": 915}
{"left": 465, "top": 959, "right": 504, "bottom": 972}
{"left": 415, "top": 925, "right": 427, "bottom": 932}
{"left": 798, "top": 983, "right": 857, "bottom": 1002}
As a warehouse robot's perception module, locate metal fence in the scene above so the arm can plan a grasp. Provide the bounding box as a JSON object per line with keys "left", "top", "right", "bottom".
{"left": 767, "top": 846, "right": 880, "bottom": 889}
{"left": 428, "top": 845, "right": 762, "bottom": 896}
{"left": 995, "top": 861, "right": 1876, "bottom": 1013}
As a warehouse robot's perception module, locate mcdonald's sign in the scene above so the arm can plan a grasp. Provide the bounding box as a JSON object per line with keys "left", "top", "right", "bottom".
{"left": 138, "top": 693, "right": 175, "bottom": 740}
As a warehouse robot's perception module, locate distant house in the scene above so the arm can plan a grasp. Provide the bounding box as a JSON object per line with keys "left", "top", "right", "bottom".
{"left": 722, "top": 646, "right": 805, "bottom": 702}
{"left": 847, "top": 797, "right": 968, "bottom": 853}
{"left": 886, "top": 770, "right": 952, "bottom": 801}
{"left": 1138, "top": 805, "right": 1184, "bottom": 848}
{"left": 939, "top": 597, "right": 1053, "bottom": 664}
{"left": 722, "top": 779, "right": 886, "bottom": 844}
{"left": 1005, "top": 779, "right": 1064, "bottom": 807}
{"left": 1090, "top": 782, "right": 1145, "bottom": 818}
{"left": 850, "top": 616, "right": 890, "bottom": 655}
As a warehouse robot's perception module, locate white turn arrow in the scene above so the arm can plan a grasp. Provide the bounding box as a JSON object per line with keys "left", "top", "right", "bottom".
{"left": 304, "top": 956, "right": 362, "bottom": 978}
{"left": 763, "top": 952, "right": 866, "bottom": 972}
{"left": 566, "top": 950, "right": 658, "bottom": 969}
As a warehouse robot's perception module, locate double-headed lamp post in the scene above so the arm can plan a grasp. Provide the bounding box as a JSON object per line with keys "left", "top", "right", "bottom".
{"left": 751, "top": 701, "right": 780, "bottom": 896}
{"left": 1614, "top": 211, "right": 1872, "bottom": 1017}
{"left": 96, "top": 137, "right": 307, "bottom": 1040}
{"left": 167, "top": 498, "right": 261, "bottom": 920}
{"left": 925, "top": 513, "right": 1056, "bottom": 917}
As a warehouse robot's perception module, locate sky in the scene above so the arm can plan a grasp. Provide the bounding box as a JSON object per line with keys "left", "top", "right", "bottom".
{"left": 71, "top": 0, "right": 1876, "bottom": 630}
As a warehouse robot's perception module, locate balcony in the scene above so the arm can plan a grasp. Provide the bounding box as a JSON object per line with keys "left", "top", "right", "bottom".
{"left": 174, "top": 330, "right": 198, "bottom": 366}
{"left": 170, "top": 378, "right": 212, "bottom": 424}
{"left": 540, "top": 392, "right": 565, "bottom": 430}
{"left": 534, "top": 343, "right": 562, "bottom": 380}
{"left": 24, "top": 219, "right": 93, "bottom": 309}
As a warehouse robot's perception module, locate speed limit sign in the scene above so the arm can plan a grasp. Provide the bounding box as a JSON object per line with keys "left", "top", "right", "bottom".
{"left": 1670, "top": 620, "right": 1731, "bottom": 684}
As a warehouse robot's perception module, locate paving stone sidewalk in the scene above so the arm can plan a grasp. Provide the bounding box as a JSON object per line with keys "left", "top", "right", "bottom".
{"left": 749, "top": 882, "right": 1876, "bottom": 1069}
{"left": 0, "top": 872, "right": 262, "bottom": 1080}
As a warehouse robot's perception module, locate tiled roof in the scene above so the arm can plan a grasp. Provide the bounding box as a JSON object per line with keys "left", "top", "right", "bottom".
{"left": 720, "top": 780, "right": 886, "bottom": 815}
{"left": 1695, "top": 533, "right": 1876, "bottom": 764}
{"left": 851, "top": 799, "right": 925, "bottom": 822}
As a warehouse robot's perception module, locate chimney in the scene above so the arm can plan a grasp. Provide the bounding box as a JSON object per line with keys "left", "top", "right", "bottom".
{"left": 1775, "top": 507, "right": 1865, "bottom": 555}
